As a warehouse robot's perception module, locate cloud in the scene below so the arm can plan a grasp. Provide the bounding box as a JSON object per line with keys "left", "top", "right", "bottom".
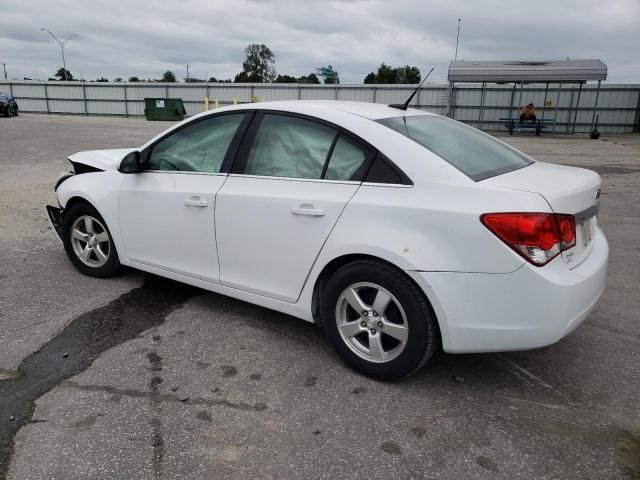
{"left": 0, "top": 0, "right": 638, "bottom": 82}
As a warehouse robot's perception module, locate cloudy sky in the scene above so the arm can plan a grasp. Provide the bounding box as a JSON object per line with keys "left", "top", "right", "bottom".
{"left": 1, "top": 0, "right": 638, "bottom": 83}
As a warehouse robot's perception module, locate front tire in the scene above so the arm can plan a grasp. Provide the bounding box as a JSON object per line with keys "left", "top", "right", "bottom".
{"left": 321, "top": 259, "right": 438, "bottom": 380}
{"left": 62, "top": 202, "right": 120, "bottom": 278}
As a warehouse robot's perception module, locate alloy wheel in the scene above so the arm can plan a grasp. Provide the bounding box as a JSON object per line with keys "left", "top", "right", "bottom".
{"left": 335, "top": 282, "right": 409, "bottom": 363}
{"left": 70, "top": 215, "right": 110, "bottom": 267}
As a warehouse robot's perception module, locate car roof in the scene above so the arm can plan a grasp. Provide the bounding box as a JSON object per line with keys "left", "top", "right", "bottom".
{"left": 212, "top": 100, "right": 436, "bottom": 121}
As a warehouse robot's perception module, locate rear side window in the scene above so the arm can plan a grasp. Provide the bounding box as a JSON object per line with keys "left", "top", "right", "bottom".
{"left": 244, "top": 114, "right": 336, "bottom": 179}
{"left": 325, "top": 135, "right": 367, "bottom": 181}
{"left": 378, "top": 115, "right": 532, "bottom": 181}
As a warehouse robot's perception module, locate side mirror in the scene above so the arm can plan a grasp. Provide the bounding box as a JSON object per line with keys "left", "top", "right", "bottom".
{"left": 119, "top": 151, "right": 142, "bottom": 174}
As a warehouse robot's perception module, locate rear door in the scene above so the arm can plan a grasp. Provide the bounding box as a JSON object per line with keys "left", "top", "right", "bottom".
{"left": 215, "top": 112, "right": 374, "bottom": 302}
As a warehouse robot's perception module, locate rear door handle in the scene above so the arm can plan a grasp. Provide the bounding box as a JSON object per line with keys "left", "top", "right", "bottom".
{"left": 184, "top": 196, "right": 208, "bottom": 207}
{"left": 292, "top": 204, "right": 325, "bottom": 216}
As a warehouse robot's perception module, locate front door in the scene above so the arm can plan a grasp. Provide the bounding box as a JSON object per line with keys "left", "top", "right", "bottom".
{"left": 216, "top": 112, "right": 373, "bottom": 302}
{"left": 118, "top": 112, "right": 249, "bottom": 282}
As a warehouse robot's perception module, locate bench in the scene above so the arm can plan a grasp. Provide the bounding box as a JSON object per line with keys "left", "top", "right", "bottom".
{"left": 499, "top": 118, "right": 555, "bottom": 136}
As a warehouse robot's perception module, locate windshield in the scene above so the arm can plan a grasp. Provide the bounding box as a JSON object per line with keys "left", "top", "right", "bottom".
{"left": 377, "top": 115, "right": 533, "bottom": 181}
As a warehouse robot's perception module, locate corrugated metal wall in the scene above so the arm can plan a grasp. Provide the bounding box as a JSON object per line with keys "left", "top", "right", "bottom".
{"left": 2, "top": 80, "right": 638, "bottom": 133}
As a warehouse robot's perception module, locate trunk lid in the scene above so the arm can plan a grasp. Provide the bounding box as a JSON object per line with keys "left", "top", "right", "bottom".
{"left": 482, "top": 162, "right": 601, "bottom": 267}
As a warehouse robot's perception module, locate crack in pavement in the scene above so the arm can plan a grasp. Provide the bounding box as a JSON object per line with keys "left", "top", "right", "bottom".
{"left": 62, "top": 381, "right": 269, "bottom": 411}
{"left": 0, "top": 275, "right": 200, "bottom": 479}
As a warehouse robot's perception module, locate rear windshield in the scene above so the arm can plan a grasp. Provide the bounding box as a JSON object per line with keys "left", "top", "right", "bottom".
{"left": 377, "top": 115, "right": 532, "bottom": 181}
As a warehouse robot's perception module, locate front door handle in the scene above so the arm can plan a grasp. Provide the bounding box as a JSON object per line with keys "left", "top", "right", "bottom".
{"left": 292, "top": 204, "right": 325, "bottom": 216}
{"left": 184, "top": 196, "right": 208, "bottom": 207}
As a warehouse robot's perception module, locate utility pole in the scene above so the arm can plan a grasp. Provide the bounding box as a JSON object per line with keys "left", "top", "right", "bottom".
{"left": 2, "top": 63, "right": 6, "bottom": 79}
{"left": 41, "top": 28, "right": 78, "bottom": 80}
{"left": 454, "top": 18, "right": 462, "bottom": 61}
{"left": 186, "top": 64, "right": 189, "bottom": 82}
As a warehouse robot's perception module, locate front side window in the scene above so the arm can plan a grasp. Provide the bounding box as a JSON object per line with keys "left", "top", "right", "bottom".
{"left": 378, "top": 115, "right": 532, "bottom": 181}
{"left": 244, "top": 114, "right": 336, "bottom": 179}
{"left": 147, "top": 113, "right": 246, "bottom": 173}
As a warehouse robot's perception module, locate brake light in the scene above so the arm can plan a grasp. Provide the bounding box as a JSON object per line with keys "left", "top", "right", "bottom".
{"left": 481, "top": 212, "right": 576, "bottom": 266}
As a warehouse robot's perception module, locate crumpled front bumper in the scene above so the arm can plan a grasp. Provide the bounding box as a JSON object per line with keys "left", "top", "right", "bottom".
{"left": 46, "top": 205, "right": 64, "bottom": 240}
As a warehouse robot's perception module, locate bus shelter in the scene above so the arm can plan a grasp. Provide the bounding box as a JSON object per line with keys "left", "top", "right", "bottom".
{"left": 447, "top": 59, "right": 607, "bottom": 135}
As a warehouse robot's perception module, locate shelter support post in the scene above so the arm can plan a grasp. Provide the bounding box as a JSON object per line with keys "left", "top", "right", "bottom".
{"left": 541, "top": 82, "right": 549, "bottom": 122}
{"left": 516, "top": 82, "right": 524, "bottom": 133}
{"left": 590, "top": 80, "right": 602, "bottom": 132}
{"left": 447, "top": 81, "right": 457, "bottom": 119}
{"left": 572, "top": 82, "right": 584, "bottom": 134}
{"left": 567, "top": 86, "right": 575, "bottom": 133}
{"left": 508, "top": 83, "right": 517, "bottom": 124}
{"left": 553, "top": 83, "right": 562, "bottom": 135}
{"left": 477, "top": 82, "right": 486, "bottom": 128}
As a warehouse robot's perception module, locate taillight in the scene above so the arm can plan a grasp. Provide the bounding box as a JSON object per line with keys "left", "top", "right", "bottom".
{"left": 481, "top": 212, "right": 576, "bottom": 266}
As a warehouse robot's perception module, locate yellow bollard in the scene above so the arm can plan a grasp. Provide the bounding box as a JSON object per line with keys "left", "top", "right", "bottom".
{"left": 251, "top": 95, "right": 257, "bottom": 103}
{"left": 214, "top": 98, "right": 219, "bottom": 109}
{"left": 233, "top": 97, "right": 237, "bottom": 105}
{"left": 204, "top": 96, "right": 209, "bottom": 111}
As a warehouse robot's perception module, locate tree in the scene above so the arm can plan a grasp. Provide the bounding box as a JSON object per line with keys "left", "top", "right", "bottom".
{"left": 160, "top": 70, "right": 176, "bottom": 82}
{"left": 298, "top": 73, "right": 320, "bottom": 84}
{"left": 376, "top": 63, "right": 397, "bottom": 84}
{"left": 114, "top": 77, "right": 123, "bottom": 82}
{"left": 362, "top": 63, "right": 421, "bottom": 84}
{"left": 208, "top": 76, "right": 218, "bottom": 82}
{"left": 234, "top": 71, "right": 250, "bottom": 83}
{"left": 236, "top": 43, "right": 276, "bottom": 83}
{"left": 395, "top": 65, "right": 421, "bottom": 84}
{"left": 96, "top": 77, "right": 109, "bottom": 82}
{"left": 275, "top": 74, "right": 298, "bottom": 83}
{"left": 54, "top": 67, "right": 73, "bottom": 81}
{"left": 363, "top": 72, "right": 377, "bottom": 84}
{"left": 128, "top": 76, "right": 140, "bottom": 82}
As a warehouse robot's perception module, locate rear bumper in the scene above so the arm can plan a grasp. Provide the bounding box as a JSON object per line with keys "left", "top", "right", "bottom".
{"left": 410, "top": 228, "right": 609, "bottom": 353}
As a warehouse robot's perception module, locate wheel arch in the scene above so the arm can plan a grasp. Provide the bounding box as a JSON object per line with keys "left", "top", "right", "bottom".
{"left": 310, "top": 253, "right": 443, "bottom": 346}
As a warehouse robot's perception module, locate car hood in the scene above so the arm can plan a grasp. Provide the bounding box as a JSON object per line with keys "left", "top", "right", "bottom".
{"left": 68, "top": 148, "right": 137, "bottom": 171}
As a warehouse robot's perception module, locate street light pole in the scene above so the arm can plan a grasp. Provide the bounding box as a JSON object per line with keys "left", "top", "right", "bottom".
{"left": 41, "top": 28, "right": 78, "bottom": 80}
{"left": 454, "top": 18, "right": 462, "bottom": 62}
{"left": 2, "top": 63, "right": 6, "bottom": 80}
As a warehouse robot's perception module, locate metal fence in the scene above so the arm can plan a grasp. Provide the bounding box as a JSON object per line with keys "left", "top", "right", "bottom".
{"left": 2, "top": 80, "right": 639, "bottom": 134}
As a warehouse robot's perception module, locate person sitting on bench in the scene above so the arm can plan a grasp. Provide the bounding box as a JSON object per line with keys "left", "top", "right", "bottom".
{"left": 520, "top": 103, "right": 537, "bottom": 123}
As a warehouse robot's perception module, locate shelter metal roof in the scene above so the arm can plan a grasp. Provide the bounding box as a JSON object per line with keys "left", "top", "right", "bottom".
{"left": 448, "top": 60, "right": 607, "bottom": 83}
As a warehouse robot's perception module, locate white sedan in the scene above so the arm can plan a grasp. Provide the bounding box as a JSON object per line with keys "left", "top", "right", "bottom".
{"left": 46, "top": 100, "right": 608, "bottom": 380}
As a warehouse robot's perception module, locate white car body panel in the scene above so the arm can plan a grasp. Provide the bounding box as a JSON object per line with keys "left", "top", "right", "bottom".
{"left": 118, "top": 172, "right": 226, "bottom": 282}
{"left": 68, "top": 148, "right": 137, "bottom": 171}
{"left": 215, "top": 175, "right": 359, "bottom": 302}
{"left": 53, "top": 100, "right": 609, "bottom": 354}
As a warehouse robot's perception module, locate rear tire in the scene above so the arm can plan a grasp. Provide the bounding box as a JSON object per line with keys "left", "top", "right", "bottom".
{"left": 62, "top": 202, "right": 120, "bottom": 278}
{"left": 321, "top": 259, "right": 438, "bottom": 380}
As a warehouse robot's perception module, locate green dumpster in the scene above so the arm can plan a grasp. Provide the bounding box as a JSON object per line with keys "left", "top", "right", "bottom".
{"left": 144, "top": 98, "right": 186, "bottom": 121}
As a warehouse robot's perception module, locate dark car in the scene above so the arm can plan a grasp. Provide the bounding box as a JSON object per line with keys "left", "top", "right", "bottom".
{"left": 0, "top": 92, "right": 19, "bottom": 117}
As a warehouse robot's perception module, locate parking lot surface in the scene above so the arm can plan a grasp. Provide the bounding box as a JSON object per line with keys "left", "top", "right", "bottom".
{"left": 1, "top": 114, "right": 639, "bottom": 479}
